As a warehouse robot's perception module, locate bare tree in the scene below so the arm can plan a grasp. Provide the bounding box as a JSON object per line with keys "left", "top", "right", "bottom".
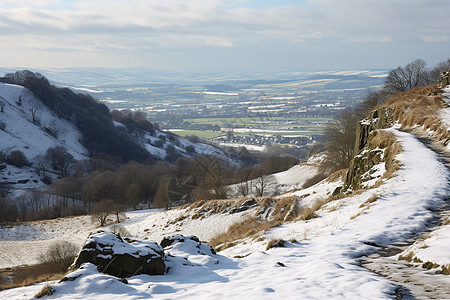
{"left": 153, "top": 175, "right": 172, "bottom": 209}
{"left": 384, "top": 59, "right": 427, "bottom": 94}
{"left": 34, "top": 154, "right": 49, "bottom": 177}
{"left": 250, "top": 167, "right": 274, "bottom": 197}
{"left": 0, "top": 99, "right": 5, "bottom": 113}
{"left": 91, "top": 199, "right": 116, "bottom": 226}
{"left": 27, "top": 100, "right": 41, "bottom": 124}
{"left": 0, "top": 198, "right": 18, "bottom": 224}
{"left": 45, "top": 146, "right": 75, "bottom": 177}
{"left": 322, "top": 109, "right": 359, "bottom": 172}
{"left": 237, "top": 180, "right": 251, "bottom": 197}
{"left": 253, "top": 175, "right": 273, "bottom": 197}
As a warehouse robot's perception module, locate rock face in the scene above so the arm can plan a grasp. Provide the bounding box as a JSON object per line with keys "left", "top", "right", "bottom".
{"left": 354, "top": 107, "right": 394, "bottom": 154}
{"left": 72, "top": 232, "right": 166, "bottom": 278}
{"left": 344, "top": 107, "right": 395, "bottom": 191}
{"left": 440, "top": 69, "right": 450, "bottom": 88}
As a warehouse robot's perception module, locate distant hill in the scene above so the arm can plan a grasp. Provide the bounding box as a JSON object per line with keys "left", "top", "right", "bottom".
{"left": 0, "top": 71, "right": 241, "bottom": 193}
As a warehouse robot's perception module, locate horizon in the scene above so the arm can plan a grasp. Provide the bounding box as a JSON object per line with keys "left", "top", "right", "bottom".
{"left": 0, "top": 1, "right": 449, "bottom": 73}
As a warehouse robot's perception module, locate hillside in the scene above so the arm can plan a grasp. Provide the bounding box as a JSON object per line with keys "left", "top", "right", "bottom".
{"left": 1, "top": 77, "right": 450, "bottom": 298}
{"left": 0, "top": 72, "right": 242, "bottom": 197}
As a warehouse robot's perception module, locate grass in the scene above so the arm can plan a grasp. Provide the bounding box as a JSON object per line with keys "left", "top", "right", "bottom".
{"left": 35, "top": 284, "right": 55, "bottom": 298}
{"left": 382, "top": 84, "right": 450, "bottom": 142}
{"left": 0, "top": 262, "right": 66, "bottom": 291}
{"left": 209, "top": 197, "right": 301, "bottom": 251}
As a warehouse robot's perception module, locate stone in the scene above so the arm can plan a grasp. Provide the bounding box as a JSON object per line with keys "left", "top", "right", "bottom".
{"left": 161, "top": 234, "right": 216, "bottom": 255}
{"left": 229, "top": 198, "right": 258, "bottom": 214}
{"left": 72, "top": 232, "right": 166, "bottom": 278}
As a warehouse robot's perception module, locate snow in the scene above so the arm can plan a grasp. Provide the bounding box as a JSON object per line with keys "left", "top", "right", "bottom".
{"left": 2, "top": 127, "right": 449, "bottom": 299}
{"left": 398, "top": 220, "right": 450, "bottom": 267}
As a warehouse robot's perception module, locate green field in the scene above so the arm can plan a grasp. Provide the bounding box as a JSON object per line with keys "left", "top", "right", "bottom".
{"left": 170, "top": 130, "right": 225, "bottom": 139}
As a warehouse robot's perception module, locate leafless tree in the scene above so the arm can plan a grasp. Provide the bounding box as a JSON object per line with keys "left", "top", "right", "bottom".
{"left": 153, "top": 175, "right": 172, "bottom": 209}
{"left": 27, "top": 100, "right": 41, "bottom": 124}
{"left": 0, "top": 197, "right": 18, "bottom": 223}
{"left": 237, "top": 180, "right": 251, "bottom": 197}
{"left": 0, "top": 98, "right": 5, "bottom": 113}
{"left": 254, "top": 175, "right": 274, "bottom": 197}
{"left": 384, "top": 59, "right": 427, "bottom": 94}
{"left": 45, "top": 146, "right": 75, "bottom": 177}
{"left": 322, "top": 109, "right": 360, "bottom": 172}
{"left": 34, "top": 154, "right": 49, "bottom": 176}
{"left": 91, "top": 199, "right": 116, "bottom": 226}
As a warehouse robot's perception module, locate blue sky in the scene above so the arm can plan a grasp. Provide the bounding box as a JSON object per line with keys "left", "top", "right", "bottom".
{"left": 0, "top": 0, "right": 449, "bottom": 72}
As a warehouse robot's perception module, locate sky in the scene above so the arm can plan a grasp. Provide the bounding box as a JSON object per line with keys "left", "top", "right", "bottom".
{"left": 0, "top": 0, "right": 449, "bottom": 73}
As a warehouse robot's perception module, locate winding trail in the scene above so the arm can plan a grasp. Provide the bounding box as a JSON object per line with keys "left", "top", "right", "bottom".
{"left": 360, "top": 133, "right": 450, "bottom": 300}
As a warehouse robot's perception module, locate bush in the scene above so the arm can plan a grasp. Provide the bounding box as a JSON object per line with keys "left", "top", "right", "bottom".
{"left": 0, "top": 197, "right": 18, "bottom": 223}
{"left": 39, "top": 240, "right": 79, "bottom": 273}
{"left": 7, "top": 150, "right": 29, "bottom": 167}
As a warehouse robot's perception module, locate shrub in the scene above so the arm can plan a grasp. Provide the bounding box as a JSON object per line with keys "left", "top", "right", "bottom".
{"left": 39, "top": 240, "right": 79, "bottom": 273}
{"left": 7, "top": 150, "right": 29, "bottom": 167}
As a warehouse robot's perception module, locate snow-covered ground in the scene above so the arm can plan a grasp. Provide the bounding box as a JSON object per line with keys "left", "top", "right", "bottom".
{"left": 2, "top": 126, "right": 449, "bottom": 299}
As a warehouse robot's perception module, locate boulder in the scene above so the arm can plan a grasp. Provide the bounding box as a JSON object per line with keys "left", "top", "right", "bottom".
{"left": 160, "top": 234, "right": 216, "bottom": 255}
{"left": 72, "top": 232, "right": 166, "bottom": 278}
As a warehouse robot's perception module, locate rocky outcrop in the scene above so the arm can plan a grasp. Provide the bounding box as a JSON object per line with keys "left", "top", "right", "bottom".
{"left": 440, "top": 69, "right": 450, "bottom": 88}
{"left": 344, "top": 107, "right": 395, "bottom": 191}
{"left": 354, "top": 107, "right": 394, "bottom": 154}
{"left": 72, "top": 232, "right": 166, "bottom": 278}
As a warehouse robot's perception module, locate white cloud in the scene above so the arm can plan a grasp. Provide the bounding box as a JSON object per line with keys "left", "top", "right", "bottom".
{"left": 0, "top": 0, "right": 449, "bottom": 71}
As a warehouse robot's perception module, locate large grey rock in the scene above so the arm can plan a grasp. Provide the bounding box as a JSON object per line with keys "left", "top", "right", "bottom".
{"left": 72, "top": 232, "right": 166, "bottom": 278}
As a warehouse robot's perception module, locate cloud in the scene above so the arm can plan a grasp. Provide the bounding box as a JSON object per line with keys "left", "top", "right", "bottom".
{"left": 0, "top": 0, "right": 449, "bottom": 70}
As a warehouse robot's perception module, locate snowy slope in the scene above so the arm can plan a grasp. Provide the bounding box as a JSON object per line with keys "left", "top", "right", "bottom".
{"left": 0, "top": 83, "right": 86, "bottom": 160}
{"left": 0, "top": 83, "right": 87, "bottom": 191}
{"left": 1, "top": 126, "right": 450, "bottom": 299}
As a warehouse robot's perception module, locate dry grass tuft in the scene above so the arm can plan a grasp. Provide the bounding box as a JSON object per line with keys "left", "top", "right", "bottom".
{"left": 398, "top": 252, "right": 415, "bottom": 262}
{"left": 440, "top": 264, "right": 450, "bottom": 275}
{"left": 35, "top": 284, "right": 55, "bottom": 298}
{"left": 359, "top": 194, "right": 379, "bottom": 208}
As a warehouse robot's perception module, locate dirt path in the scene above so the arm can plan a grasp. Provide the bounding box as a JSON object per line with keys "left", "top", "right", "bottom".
{"left": 360, "top": 132, "right": 450, "bottom": 299}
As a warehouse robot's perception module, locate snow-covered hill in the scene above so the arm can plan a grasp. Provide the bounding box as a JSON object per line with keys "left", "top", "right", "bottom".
{"left": 0, "top": 82, "right": 87, "bottom": 191}
{"left": 1, "top": 125, "right": 449, "bottom": 299}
